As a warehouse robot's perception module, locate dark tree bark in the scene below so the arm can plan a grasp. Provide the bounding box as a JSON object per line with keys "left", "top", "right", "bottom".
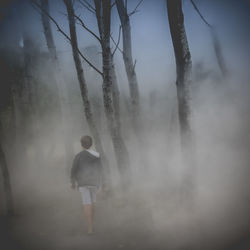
{"left": 94, "top": 0, "right": 130, "bottom": 186}
{"left": 116, "top": 0, "right": 140, "bottom": 129}
{"left": 111, "top": 58, "right": 121, "bottom": 133}
{"left": 167, "top": 0, "right": 195, "bottom": 195}
{"left": 0, "top": 120, "right": 14, "bottom": 216}
{"left": 63, "top": 0, "right": 109, "bottom": 182}
{"left": 115, "top": 0, "right": 152, "bottom": 174}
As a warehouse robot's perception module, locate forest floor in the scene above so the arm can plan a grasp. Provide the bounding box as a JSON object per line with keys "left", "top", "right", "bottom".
{"left": 1, "top": 152, "right": 250, "bottom": 250}
{"left": 1, "top": 165, "right": 201, "bottom": 250}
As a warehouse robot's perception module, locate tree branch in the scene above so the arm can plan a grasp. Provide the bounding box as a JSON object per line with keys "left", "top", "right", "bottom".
{"left": 94, "top": 0, "right": 104, "bottom": 41}
{"left": 30, "top": 1, "right": 71, "bottom": 41}
{"left": 78, "top": 0, "right": 96, "bottom": 14}
{"left": 112, "top": 25, "right": 122, "bottom": 57}
{"left": 129, "top": 0, "right": 144, "bottom": 16}
{"left": 74, "top": 14, "right": 101, "bottom": 43}
{"left": 30, "top": 0, "right": 103, "bottom": 76}
{"left": 111, "top": 34, "right": 123, "bottom": 55}
{"left": 190, "top": 0, "right": 213, "bottom": 28}
{"left": 111, "top": 0, "right": 116, "bottom": 8}
{"left": 58, "top": 10, "right": 68, "bottom": 18}
{"left": 132, "top": 59, "right": 137, "bottom": 72}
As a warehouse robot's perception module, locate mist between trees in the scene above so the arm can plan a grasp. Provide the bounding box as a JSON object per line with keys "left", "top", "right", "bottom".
{"left": 0, "top": 0, "right": 250, "bottom": 249}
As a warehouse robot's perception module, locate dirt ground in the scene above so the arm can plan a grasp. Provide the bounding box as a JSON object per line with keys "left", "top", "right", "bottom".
{"left": 1, "top": 147, "right": 250, "bottom": 250}
{"left": 2, "top": 174, "right": 250, "bottom": 250}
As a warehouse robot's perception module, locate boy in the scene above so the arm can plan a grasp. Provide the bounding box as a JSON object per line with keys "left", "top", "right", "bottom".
{"left": 71, "top": 135, "right": 103, "bottom": 234}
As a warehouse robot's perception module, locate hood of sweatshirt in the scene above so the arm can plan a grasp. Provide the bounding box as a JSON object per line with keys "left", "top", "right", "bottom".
{"left": 86, "top": 149, "right": 100, "bottom": 158}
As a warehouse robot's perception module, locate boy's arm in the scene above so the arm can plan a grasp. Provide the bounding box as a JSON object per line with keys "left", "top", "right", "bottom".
{"left": 70, "top": 155, "right": 78, "bottom": 189}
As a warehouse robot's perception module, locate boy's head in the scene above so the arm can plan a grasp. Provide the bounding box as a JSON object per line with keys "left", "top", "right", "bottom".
{"left": 80, "top": 135, "right": 92, "bottom": 149}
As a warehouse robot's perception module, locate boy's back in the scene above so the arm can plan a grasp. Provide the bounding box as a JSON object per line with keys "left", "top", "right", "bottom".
{"left": 71, "top": 150, "right": 102, "bottom": 187}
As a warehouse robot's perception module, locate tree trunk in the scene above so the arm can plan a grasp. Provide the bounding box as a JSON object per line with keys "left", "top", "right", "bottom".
{"left": 94, "top": 0, "right": 130, "bottom": 187}
{"left": 63, "top": 0, "right": 109, "bottom": 182}
{"left": 111, "top": 57, "right": 121, "bottom": 133}
{"left": 21, "top": 32, "right": 41, "bottom": 163}
{"left": 0, "top": 120, "right": 14, "bottom": 216}
{"left": 167, "top": 0, "right": 195, "bottom": 197}
{"left": 41, "top": 0, "right": 74, "bottom": 166}
{"left": 116, "top": 0, "right": 140, "bottom": 129}
{"left": 116, "top": 0, "right": 152, "bottom": 174}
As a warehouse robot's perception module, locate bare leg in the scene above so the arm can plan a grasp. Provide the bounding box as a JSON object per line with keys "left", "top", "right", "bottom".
{"left": 92, "top": 203, "right": 96, "bottom": 222}
{"left": 84, "top": 204, "right": 93, "bottom": 233}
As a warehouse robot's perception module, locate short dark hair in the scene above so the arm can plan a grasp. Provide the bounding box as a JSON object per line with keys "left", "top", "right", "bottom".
{"left": 80, "top": 135, "right": 92, "bottom": 149}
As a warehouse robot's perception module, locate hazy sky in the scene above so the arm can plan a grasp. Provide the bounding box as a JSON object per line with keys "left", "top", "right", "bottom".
{"left": 1, "top": 0, "right": 249, "bottom": 90}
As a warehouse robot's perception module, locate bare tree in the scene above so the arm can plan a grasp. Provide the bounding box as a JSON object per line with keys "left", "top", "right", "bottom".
{"left": 75, "top": 3, "right": 123, "bottom": 158}
{"left": 78, "top": 0, "right": 130, "bottom": 185}
{"left": 79, "top": 0, "right": 146, "bottom": 176}
{"left": 0, "top": 119, "right": 14, "bottom": 216}
{"left": 115, "top": 0, "right": 153, "bottom": 174}
{"left": 62, "top": 0, "right": 110, "bottom": 182}
{"left": 32, "top": 0, "right": 130, "bottom": 186}
{"left": 31, "top": 0, "right": 110, "bottom": 183}
{"left": 116, "top": 0, "right": 140, "bottom": 129}
{"left": 167, "top": 0, "right": 195, "bottom": 196}
{"left": 94, "top": 0, "right": 131, "bottom": 186}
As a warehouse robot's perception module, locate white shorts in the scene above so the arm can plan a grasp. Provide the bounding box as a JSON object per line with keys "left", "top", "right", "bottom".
{"left": 79, "top": 186, "right": 98, "bottom": 205}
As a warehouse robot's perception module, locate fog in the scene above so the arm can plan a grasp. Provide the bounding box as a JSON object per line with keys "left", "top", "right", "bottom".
{"left": 0, "top": 0, "right": 250, "bottom": 249}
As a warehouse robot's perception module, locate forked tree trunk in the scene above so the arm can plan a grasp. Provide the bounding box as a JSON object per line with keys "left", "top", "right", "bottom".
{"left": 116, "top": 0, "right": 140, "bottom": 129}
{"left": 115, "top": 0, "right": 152, "bottom": 174}
{"left": 0, "top": 120, "right": 14, "bottom": 216}
{"left": 167, "top": 0, "right": 195, "bottom": 195}
{"left": 94, "top": 0, "right": 130, "bottom": 187}
{"left": 63, "top": 0, "right": 109, "bottom": 181}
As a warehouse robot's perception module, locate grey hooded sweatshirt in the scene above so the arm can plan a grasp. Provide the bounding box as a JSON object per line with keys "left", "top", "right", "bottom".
{"left": 71, "top": 150, "right": 103, "bottom": 187}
